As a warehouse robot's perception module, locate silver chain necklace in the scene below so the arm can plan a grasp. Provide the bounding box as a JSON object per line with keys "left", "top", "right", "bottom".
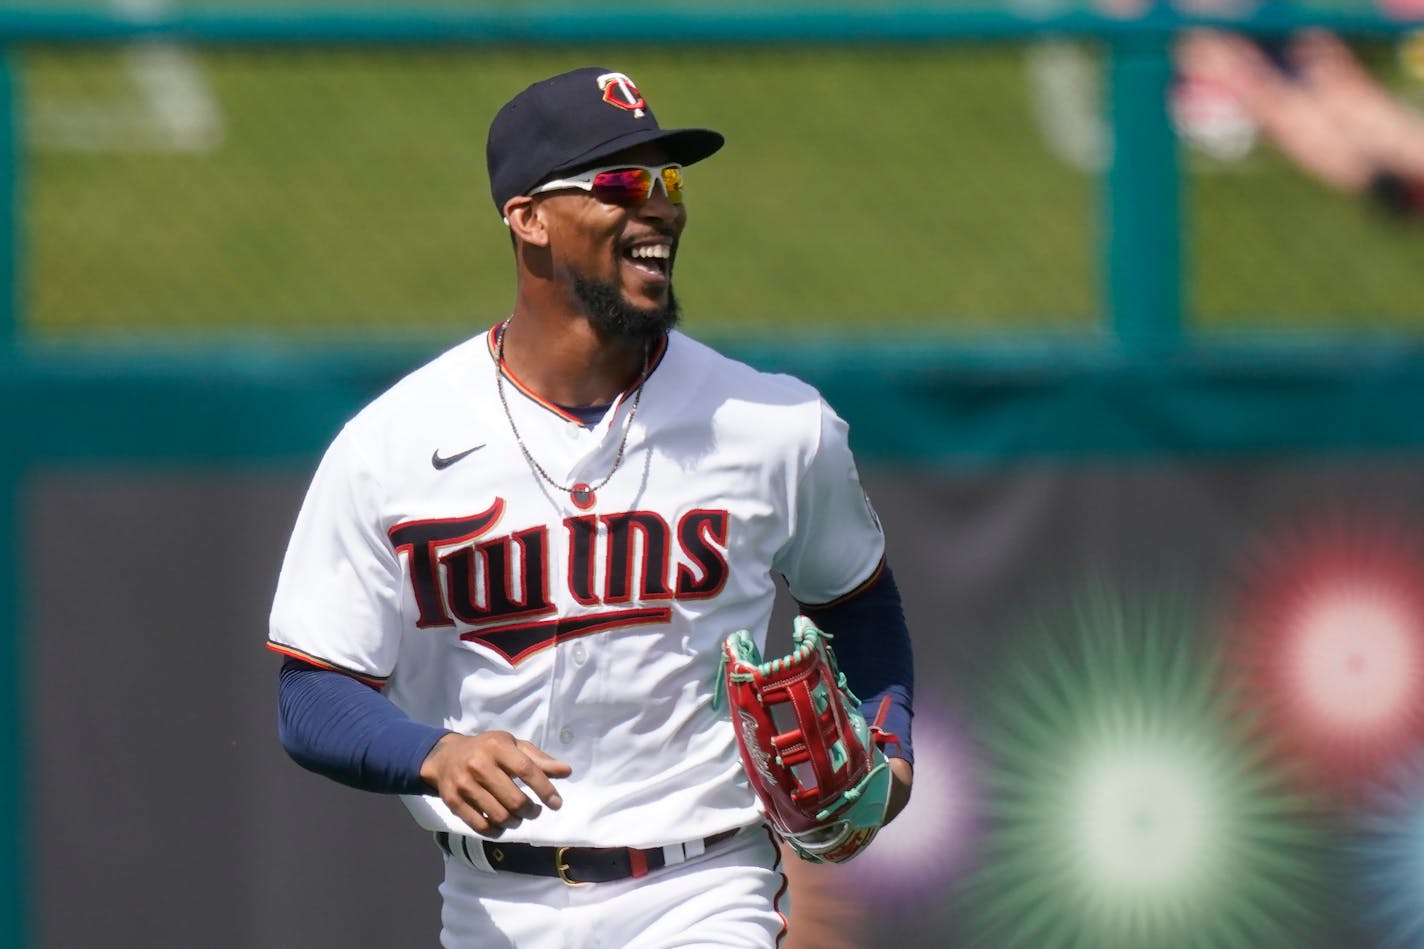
{"left": 494, "top": 319, "right": 650, "bottom": 510}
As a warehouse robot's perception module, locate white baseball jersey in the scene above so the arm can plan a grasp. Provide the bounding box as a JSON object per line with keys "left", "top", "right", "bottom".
{"left": 268, "top": 326, "right": 886, "bottom": 849}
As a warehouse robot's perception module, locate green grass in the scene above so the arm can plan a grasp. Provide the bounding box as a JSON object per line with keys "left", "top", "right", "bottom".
{"left": 20, "top": 40, "right": 1424, "bottom": 342}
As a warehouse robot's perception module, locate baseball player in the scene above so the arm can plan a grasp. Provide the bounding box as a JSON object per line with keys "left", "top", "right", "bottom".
{"left": 269, "top": 66, "right": 915, "bottom": 948}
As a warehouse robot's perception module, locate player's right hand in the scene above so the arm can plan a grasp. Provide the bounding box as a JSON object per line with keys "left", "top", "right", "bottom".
{"left": 419, "top": 730, "right": 573, "bottom": 837}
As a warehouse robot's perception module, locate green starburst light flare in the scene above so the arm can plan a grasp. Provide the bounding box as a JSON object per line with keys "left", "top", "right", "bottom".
{"left": 959, "top": 584, "right": 1329, "bottom": 948}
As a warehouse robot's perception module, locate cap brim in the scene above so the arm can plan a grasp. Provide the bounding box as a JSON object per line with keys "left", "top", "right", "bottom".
{"left": 552, "top": 127, "right": 725, "bottom": 177}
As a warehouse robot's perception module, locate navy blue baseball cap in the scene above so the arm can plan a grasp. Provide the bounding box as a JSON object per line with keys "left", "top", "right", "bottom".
{"left": 487, "top": 66, "right": 724, "bottom": 213}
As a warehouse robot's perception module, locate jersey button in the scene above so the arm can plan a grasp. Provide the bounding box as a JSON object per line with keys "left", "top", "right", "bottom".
{"left": 572, "top": 643, "right": 588, "bottom": 665}
{"left": 558, "top": 727, "right": 574, "bottom": 745}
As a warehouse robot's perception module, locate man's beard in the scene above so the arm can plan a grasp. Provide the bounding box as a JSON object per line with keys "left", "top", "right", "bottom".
{"left": 570, "top": 273, "right": 680, "bottom": 342}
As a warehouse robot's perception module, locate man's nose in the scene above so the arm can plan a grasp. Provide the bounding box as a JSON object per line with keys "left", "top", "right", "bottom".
{"left": 637, "top": 184, "right": 682, "bottom": 222}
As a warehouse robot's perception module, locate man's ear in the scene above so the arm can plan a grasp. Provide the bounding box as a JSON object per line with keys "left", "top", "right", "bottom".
{"left": 504, "top": 196, "right": 549, "bottom": 248}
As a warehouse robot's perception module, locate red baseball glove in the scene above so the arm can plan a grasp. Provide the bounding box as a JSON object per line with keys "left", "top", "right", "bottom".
{"left": 715, "top": 615, "right": 895, "bottom": 863}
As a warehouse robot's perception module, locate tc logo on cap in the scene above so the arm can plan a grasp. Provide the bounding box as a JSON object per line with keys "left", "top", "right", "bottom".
{"left": 598, "top": 72, "right": 646, "bottom": 118}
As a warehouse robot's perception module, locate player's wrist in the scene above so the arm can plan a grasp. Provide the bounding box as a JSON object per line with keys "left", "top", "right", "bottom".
{"left": 418, "top": 731, "right": 459, "bottom": 787}
{"left": 885, "top": 757, "right": 913, "bottom": 824}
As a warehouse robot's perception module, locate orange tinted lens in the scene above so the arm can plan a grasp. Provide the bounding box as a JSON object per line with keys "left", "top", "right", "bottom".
{"left": 660, "top": 167, "right": 684, "bottom": 204}
{"left": 590, "top": 168, "right": 654, "bottom": 206}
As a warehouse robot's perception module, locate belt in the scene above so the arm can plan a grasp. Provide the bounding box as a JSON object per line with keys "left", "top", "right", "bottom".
{"left": 435, "top": 828, "right": 741, "bottom": 886}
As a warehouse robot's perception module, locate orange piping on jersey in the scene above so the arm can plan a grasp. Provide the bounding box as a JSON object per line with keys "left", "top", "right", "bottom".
{"left": 797, "top": 555, "right": 887, "bottom": 611}
{"left": 265, "top": 642, "right": 387, "bottom": 688}
{"left": 498, "top": 364, "right": 583, "bottom": 423}
{"left": 486, "top": 323, "right": 670, "bottom": 423}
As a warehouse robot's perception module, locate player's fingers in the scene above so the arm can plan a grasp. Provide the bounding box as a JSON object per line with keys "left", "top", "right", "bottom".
{"left": 442, "top": 791, "right": 494, "bottom": 836}
{"left": 459, "top": 781, "right": 520, "bottom": 832}
{"left": 481, "top": 770, "right": 540, "bottom": 820}
{"left": 515, "top": 740, "right": 574, "bottom": 778}
{"left": 490, "top": 742, "right": 562, "bottom": 811}
{"left": 458, "top": 732, "right": 541, "bottom": 815}
{"left": 512, "top": 740, "right": 571, "bottom": 808}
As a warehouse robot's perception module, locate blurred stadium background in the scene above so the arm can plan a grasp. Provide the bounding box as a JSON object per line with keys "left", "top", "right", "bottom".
{"left": 7, "top": 1, "right": 1424, "bottom": 947}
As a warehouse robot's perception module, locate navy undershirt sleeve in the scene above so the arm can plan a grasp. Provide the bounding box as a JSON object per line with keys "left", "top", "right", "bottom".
{"left": 277, "top": 657, "right": 449, "bottom": 795}
{"left": 799, "top": 562, "right": 916, "bottom": 766}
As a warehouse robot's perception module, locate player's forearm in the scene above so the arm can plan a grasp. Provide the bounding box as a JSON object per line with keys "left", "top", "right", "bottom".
{"left": 277, "top": 657, "right": 449, "bottom": 795}
{"left": 886, "top": 756, "right": 913, "bottom": 824}
{"left": 799, "top": 562, "right": 916, "bottom": 765}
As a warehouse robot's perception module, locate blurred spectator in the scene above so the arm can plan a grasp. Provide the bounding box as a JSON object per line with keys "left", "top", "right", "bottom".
{"left": 1026, "top": 0, "right": 1424, "bottom": 223}
{"left": 1176, "top": 28, "right": 1424, "bottom": 218}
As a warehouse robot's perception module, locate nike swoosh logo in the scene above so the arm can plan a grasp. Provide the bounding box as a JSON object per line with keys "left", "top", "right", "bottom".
{"left": 431, "top": 444, "right": 485, "bottom": 470}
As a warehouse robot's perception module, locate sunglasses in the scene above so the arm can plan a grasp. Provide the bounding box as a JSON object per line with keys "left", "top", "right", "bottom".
{"left": 528, "top": 163, "right": 684, "bottom": 207}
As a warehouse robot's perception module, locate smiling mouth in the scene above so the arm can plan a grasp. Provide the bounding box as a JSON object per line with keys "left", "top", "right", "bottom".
{"left": 624, "top": 242, "right": 672, "bottom": 282}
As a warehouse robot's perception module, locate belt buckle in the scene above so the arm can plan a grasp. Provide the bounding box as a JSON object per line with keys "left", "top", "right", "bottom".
{"left": 555, "top": 846, "right": 591, "bottom": 887}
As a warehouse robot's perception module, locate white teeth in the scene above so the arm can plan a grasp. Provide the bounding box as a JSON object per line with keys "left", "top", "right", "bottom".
{"left": 629, "top": 244, "right": 671, "bottom": 260}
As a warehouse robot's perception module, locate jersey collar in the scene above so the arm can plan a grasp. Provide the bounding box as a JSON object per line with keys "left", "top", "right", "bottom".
{"left": 485, "top": 323, "right": 669, "bottom": 424}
